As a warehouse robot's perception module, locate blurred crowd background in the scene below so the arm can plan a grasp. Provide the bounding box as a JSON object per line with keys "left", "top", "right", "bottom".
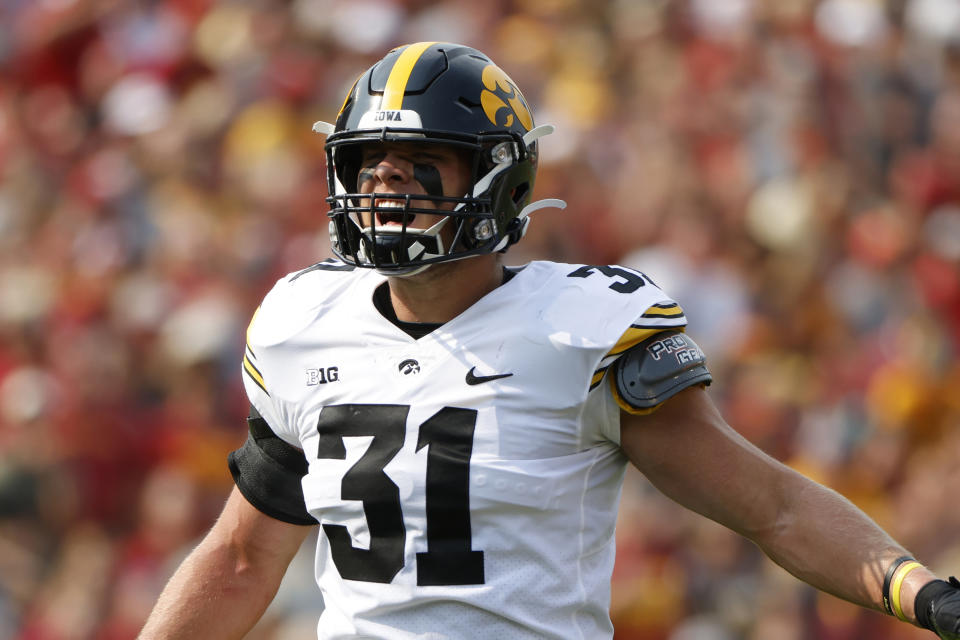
{"left": 0, "top": 0, "right": 959, "bottom": 638}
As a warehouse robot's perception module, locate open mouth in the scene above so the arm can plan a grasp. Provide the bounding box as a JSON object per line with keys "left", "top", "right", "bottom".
{"left": 374, "top": 199, "right": 410, "bottom": 226}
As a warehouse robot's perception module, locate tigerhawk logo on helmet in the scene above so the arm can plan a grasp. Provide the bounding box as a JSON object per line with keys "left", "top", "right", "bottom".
{"left": 312, "top": 42, "right": 565, "bottom": 276}
{"left": 480, "top": 64, "right": 533, "bottom": 131}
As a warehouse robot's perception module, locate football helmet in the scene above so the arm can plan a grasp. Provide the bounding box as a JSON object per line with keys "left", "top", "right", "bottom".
{"left": 313, "top": 42, "right": 564, "bottom": 275}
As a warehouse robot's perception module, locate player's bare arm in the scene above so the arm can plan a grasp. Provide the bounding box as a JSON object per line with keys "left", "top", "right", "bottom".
{"left": 619, "top": 385, "right": 952, "bottom": 630}
{"left": 137, "top": 487, "right": 313, "bottom": 640}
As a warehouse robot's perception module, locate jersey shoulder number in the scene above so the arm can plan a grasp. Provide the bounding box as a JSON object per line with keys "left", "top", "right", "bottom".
{"left": 565, "top": 263, "right": 658, "bottom": 294}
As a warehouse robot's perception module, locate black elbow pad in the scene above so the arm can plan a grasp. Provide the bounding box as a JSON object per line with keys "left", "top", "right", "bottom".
{"left": 613, "top": 331, "right": 712, "bottom": 413}
{"left": 228, "top": 406, "right": 316, "bottom": 525}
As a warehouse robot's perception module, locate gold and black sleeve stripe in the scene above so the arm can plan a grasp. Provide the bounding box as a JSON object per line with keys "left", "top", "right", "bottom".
{"left": 640, "top": 302, "right": 685, "bottom": 320}
{"left": 604, "top": 304, "right": 686, "bottom": 359}
{"left": 589, "top": 303, "right": 688, "bottom": 390}
{"left": 242, "top": 307, "right": 269, "bottom": 396}
{"left": 604, "top": 325, "right": 666, "bottom": 359}
{"left": 589, "top": 364, "right": 611, "bottom": 391}
{"left": 243, "top": 350, "right": 269, "bottom": 396}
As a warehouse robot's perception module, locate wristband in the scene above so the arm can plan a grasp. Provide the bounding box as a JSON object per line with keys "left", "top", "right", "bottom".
{"left": 892, "top": 561, "right": 923, "bottom": 621}
{"left": 884, "top": 556, "right": 916, "bottom": 615}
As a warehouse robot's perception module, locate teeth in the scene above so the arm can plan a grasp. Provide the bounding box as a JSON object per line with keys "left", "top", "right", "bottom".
{"left": 375, "top": 200, "right": 404, "bottom": 208}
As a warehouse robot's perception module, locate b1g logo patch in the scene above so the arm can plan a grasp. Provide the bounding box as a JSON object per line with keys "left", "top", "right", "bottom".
{"left": 480, "top": 65, "right": 533, "bottom": 131}
{"left": 307, "top": 367, "right": 340, "bottom": 385}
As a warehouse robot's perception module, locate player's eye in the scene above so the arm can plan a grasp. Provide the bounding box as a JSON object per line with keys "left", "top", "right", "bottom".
{"left": 360, "top": 153, "right": 385, "bottom": 167}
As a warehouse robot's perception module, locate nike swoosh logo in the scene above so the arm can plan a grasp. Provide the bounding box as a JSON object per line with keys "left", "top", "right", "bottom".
{"left": 465, "top": 366, "right": 514, "bottom": 385}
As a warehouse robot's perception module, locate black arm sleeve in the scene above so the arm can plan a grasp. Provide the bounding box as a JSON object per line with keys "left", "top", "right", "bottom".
{"left": 613, "top": 330, "right": 713, "bottom": 412}
{"left": 227, "top": 405, "right": 316, "bottom": 525}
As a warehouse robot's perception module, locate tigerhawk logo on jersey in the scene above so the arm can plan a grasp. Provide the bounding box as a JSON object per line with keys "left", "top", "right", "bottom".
{"left": 480, "top": 64, "right": 533, "bottom": 131}
{"left": 398, "top": 359, "right": 420, "bottom": 375}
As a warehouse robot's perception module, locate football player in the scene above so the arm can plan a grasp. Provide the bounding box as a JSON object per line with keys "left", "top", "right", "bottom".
{"left": 139, "top": 42, "right": 960, "bottom": 639}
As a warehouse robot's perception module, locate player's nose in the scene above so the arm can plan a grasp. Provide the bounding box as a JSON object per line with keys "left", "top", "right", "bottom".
{"left": 372, "top": 154, "right": 412, "bottom": 187}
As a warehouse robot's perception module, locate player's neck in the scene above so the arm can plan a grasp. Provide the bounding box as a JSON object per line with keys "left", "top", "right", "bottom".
{"left": 387, "top": 255, "right": 503, "bottom": 324}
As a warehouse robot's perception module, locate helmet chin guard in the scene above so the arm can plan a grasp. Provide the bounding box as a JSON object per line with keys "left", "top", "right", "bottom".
{"left": 356, "top": 200, "right": 452, "bottom": 276}
{"left": 315, "top": 42, "right": 564, "bottom": 274}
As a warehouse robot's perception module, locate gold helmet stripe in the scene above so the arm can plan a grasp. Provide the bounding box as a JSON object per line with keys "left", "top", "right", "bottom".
{"left": 382, "top": 41, "right": 438, "bottom": 110}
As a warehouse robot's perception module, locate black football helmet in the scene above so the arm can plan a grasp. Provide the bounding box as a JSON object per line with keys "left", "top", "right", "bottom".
{"left": 314, "top": 42, "right": 564, "bottom": 275}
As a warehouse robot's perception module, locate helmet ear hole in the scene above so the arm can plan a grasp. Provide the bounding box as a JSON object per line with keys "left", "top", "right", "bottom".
{"left": 511, "top": 184, "right": 530, "bottom": 207}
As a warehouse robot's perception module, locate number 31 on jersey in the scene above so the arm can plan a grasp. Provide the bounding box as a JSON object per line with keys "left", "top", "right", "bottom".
{"left": 315, "top": 404, "right": 484, "bottom": 586}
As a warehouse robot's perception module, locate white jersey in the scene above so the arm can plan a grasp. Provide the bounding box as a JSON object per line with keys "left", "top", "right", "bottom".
{"left": 241, "top": 260, "right": 687, "bottom": 639}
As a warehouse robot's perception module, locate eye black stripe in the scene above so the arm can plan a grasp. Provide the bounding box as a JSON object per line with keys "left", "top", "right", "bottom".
{"left": 414, "top": 164, "right": 444, "bottom": 197}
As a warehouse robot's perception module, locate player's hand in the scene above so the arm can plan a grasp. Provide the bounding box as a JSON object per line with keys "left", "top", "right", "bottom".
{"left": 916, "top": 577, "right": 960, "bottom": 639}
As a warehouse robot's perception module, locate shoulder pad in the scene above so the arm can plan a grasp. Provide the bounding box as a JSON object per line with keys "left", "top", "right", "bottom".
{"left": 613, "top": 331, "right": 712, "bottom": 413}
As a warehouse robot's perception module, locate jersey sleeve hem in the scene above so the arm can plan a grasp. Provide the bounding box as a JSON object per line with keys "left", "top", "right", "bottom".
{"left": 227, "top": 409, "right": 317, "bottom": 526}
{"left": 228, "top": 451, "right": 318, "bottom": 526}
